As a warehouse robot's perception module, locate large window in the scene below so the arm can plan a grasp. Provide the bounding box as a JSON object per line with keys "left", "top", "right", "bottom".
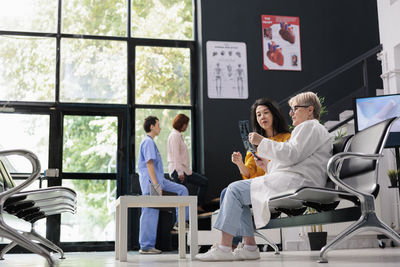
{"left": 0, "top": 0, "right": 57, "bottom": 33}
{"left": 61, "top": 179, "right": 116, "bottom": 242}
{"left": 0, "top": 0, "right": 195, "bottom": 250}
{"left": 135, "top": 46, "right": 191, "bottom": 105}
{"left": 134, "top": 45, "right": 192, "bottom": 172}
{"left": 61, "top": 115, "right": 118, "bottom": 242}
{"left": 0, "top": 36, "right": 56, "bottom": 102}
{"left": 63, "top": 115, "right": 118, "bottom": 173}
{"left": 0, "top": 113, "right": 49, "bottom": 244}
{"left": 62, "top": 0, "right": 127, "bottom": 36}
{"left": 60, "top": 39, "right": 127, "bottom": 104}
{"left": 0, "top": 114, "right": 49, "bottom": 172}
{"left": 131, "top": 0, "right": 193, "bottom": 40}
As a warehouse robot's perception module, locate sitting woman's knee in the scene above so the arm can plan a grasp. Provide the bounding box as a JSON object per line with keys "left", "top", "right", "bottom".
{"left": 226, "top": 180, "right": 243, "bottom": 195}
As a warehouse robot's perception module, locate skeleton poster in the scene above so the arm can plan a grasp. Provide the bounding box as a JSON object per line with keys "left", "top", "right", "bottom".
{"left": 206, "top": 41, "right": 248, "bottom": 99}
{"left": 262, "top": 15, "right": 302, "bottom": 71}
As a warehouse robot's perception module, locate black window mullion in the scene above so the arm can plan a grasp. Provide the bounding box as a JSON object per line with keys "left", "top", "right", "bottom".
{"left": 55, "top": 0, "right": 62, "bottom": 103}
{"left": 127, "top": 37, "right": 136, "bottom": 188}
{"left": 117, "top": 109, "right": 130, "bottom": 197}
{"left": 46, "top": 109, "right": 63, "bottom": 246}
{"left": 190, "top": 44, "right": 198, "bottom": 172}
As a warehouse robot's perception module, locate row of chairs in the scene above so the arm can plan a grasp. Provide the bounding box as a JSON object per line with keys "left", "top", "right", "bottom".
{"left": 0, "top": 149, "right": 77, "bottom": 266}
{"left": 255, "top": 117, "right": 400, "bottom": 262}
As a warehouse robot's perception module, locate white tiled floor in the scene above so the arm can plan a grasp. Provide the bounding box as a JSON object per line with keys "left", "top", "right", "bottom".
{"left": 1, "top": 248, "right": 400, "bottom": 267}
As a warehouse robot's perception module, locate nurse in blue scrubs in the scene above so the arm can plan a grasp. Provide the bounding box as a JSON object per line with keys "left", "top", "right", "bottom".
{"left": 137, "top": 116, "right": 189, "bottom": 254}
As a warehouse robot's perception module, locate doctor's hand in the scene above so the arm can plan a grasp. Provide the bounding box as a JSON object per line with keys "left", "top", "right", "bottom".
{"left": 255, "top": 157, "right": 269, "bottom": 172}
{"left": 249, "top": 132, "right": 264, "bottom": 146}
{"left": 231, "top": 151, "right": 243, "bottom": 165}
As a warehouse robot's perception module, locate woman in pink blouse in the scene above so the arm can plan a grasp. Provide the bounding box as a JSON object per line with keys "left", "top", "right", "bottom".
{"left": 167, "top": 114, "right": 209, "bottom": 211}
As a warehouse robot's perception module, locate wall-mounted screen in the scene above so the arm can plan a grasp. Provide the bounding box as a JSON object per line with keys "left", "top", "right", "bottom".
{"left": 354, "top": 94, "right": 400, "bottom": 148}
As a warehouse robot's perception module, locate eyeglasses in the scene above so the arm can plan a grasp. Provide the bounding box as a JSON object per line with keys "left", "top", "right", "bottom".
{"left": 289, "top": 105, "right": 310, "bottom": 114}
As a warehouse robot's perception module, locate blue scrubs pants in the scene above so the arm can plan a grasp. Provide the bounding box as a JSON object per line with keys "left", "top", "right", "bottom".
{"left": 139, "top": 179, "right": 189, "bottom": 250}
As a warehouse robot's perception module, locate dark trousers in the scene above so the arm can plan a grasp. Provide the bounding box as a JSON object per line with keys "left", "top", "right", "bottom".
{"left": 171, "top": 170, "right": 208, "bottom": 206}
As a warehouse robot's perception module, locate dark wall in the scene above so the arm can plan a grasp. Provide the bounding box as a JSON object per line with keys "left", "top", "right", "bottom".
{"left": 196, "top": 0, "right": 381, "bottom": 200}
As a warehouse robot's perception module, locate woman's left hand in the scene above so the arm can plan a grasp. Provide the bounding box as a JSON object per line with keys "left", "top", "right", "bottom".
{"left": 249, "top": 132, "right": 264, "bottom": 145}
{"left": 178, "top": 174, "right": 185, "bottom": 182}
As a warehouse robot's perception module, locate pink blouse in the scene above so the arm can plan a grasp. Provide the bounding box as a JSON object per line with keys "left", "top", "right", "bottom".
{"left": 167, "top": 129, "right": 192, "bottom": 176}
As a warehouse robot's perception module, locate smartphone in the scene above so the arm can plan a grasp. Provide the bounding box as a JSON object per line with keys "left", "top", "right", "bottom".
{"left": 250, "top": 150, "right": 261, "bottom": 160}
{"left": 238, "top": 120, "right": 261, "bottom": 160}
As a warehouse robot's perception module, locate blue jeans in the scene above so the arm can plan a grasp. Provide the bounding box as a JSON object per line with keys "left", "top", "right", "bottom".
{"left": 171, "top": 170, "right": 208, "bottom": 206}
{"left": 214, "top": 180, "right": 254, "bottom": 237}
{"left": 220, "top": 187, "right": 243, "bottom": 245}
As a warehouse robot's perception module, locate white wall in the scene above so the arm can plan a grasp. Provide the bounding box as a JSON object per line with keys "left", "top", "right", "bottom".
{"left": 363, "top": 0, "right": 400, "bottom": 243}
{"left": 377, "top": 0, "right": 400, "bottom": 94}
{"left": 376, "top": 0, "right": 400, "bottom": 231}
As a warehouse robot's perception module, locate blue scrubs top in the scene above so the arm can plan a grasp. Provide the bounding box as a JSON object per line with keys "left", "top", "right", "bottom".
{"left": 137, "top": 135, "right": 165, "bottom": 194}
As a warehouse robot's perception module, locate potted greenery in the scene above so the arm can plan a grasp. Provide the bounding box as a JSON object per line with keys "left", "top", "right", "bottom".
{"left": 387, "top": 169, "right": 400, "bottom": 188}
{"left": 306, "top": 208, "right": 328, "bottom": 250}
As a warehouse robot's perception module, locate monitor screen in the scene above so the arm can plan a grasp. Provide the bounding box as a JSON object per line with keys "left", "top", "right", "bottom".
{"left": 354, "top": 94, "right": 400, "bottom": 148}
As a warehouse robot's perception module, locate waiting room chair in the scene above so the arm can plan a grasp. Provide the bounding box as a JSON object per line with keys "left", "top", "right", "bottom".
{"left": 0, "top": 149, "right": 77, "bottom": 266}
{"left": 257, "top": 117, "right": 400, "bottom": 263}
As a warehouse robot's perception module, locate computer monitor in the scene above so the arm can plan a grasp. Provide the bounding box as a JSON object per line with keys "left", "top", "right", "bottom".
{"left": 354, "top": 93, "right": 400, "bottom": 148}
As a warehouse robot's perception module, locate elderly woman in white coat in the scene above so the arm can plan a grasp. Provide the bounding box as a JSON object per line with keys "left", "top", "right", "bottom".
{"left": 196, "top": 92, "right": 332, "bottom": 261}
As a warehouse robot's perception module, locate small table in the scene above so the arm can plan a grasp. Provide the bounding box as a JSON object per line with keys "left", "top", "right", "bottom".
{"left": 115, "top": 195, "right": 198, "bottom": 262}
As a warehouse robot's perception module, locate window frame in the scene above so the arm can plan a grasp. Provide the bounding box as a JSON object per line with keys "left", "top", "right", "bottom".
{"left": 0, "top": 0, "right": 197, "bottom": 251}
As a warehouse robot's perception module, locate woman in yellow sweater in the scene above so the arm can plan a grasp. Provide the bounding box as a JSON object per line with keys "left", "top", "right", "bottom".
{"left": 220, "top": 98, "right": 290, "bottom": 248}
{"left": 232, "top": 98, "right": 291, "bottom": 179}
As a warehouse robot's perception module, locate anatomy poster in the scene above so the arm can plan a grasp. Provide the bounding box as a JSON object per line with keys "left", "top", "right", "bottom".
{"left": 262, "top": 15, "right": 302, "bottom": 71}
{"left": 206, "top": 41, "right": 248, "bottom": 99}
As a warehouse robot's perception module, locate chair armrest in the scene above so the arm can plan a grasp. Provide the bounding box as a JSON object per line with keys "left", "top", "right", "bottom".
{"left": 327, "top": 151, "right": 382, "bottom": 200}
{"left": 0, "top": 149, "right": 41, "bottom": 205}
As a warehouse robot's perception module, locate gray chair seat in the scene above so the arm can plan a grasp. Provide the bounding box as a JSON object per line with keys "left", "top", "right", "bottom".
{"left": 269, "top": 186, "right": 354, "bottom": 211}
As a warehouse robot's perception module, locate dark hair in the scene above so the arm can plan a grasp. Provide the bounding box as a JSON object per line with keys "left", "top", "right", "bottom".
{"left": 250, "top": 98, "right": 290, "bottom": 136}
{"left": 143, "top": 116, "right": 159, "bottom": 133}
{"left": 172, "top": 114, "right": 190, "bottom": 131}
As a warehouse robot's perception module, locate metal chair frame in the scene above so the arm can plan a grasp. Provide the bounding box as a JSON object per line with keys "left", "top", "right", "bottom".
{"left": 0, "top": 150, "right": 77, "bottom": 266}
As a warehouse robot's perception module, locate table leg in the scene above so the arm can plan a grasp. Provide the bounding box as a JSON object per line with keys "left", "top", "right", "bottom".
{"left": 189, "top": 201, "right": 198, "bottom": 260}
{"left": 115, "top": 203, "right": 120, "bottom": 260}
{"left": 178, "top": 205, "right": 186, "bottom": 258}
{"left": 119, "top": 202, "right": 128, "bottom": 262}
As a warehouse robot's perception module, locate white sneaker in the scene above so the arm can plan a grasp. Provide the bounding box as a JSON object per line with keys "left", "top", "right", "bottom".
{"left": 172, "top": 222, "right": 189, "bottom": 232}
{"left": 139, "top": 247, "right": 162, "bottom": 254}
{"left": 195, "top": 244, "right": 234, "bottom": 261}
{"left": 233, "top": 243, "right": 260, "bottom": 260}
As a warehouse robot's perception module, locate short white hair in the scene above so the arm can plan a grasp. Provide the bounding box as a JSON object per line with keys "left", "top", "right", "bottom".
{"left": 288, "top": 91, "right": 321, "bottom": 120}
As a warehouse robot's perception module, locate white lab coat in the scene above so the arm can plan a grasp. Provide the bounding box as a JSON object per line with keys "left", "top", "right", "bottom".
{"left": 250, "top": 119, "right": 333, "bottom": 228}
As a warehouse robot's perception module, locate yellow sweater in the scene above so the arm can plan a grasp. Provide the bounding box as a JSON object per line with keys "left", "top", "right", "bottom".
{"left": 242, "top": 132, "right": 291, "bottom": 179}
